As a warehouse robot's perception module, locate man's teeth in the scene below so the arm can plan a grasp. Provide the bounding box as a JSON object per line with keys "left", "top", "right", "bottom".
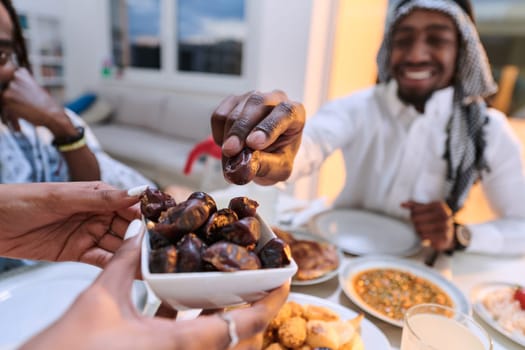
{"left": 405, "top": 71, "right": 431, "bottom": 80}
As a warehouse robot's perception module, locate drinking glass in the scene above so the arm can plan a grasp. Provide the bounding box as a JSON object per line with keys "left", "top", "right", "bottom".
{"left": 400, "top": 303, "right": 492, "bottom": 350}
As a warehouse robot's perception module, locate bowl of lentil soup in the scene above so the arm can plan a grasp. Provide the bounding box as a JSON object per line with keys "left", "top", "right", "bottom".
{"left": 339, "top": 256, "right": 470, "bottom": 327}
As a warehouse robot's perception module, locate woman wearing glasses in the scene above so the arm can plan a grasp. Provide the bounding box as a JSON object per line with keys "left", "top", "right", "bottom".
{"left": 0, "top": 0, "right": 153, "bottom": 187}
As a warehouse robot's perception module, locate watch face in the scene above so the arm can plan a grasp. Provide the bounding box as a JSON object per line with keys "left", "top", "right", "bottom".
{"left": 456, "top": 225, "right": 471, "bottom": 248}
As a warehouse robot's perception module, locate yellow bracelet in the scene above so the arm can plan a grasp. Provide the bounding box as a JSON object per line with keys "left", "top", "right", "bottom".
{"left": 57, "top": 136, "right": 87, "bottom": 152}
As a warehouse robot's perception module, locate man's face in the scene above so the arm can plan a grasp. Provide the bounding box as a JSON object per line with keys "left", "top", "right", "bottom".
{"left": 0, "top": 4, "right": 15, "bottom": 87}
{"left": 389, "top": 9, "right": 459, "bottom": 108}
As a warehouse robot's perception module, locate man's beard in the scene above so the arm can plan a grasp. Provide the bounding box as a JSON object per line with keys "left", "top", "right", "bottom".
{"left": 397, "top": 87, "right": 434, "bottom": 111}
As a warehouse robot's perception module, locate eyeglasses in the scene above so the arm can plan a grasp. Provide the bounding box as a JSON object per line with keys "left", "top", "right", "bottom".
{"left": 0, "top": 49, "right": 16, "bottom": 66}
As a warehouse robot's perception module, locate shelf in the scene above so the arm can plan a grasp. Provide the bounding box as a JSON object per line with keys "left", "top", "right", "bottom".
{"left": 41, "top": 77, "right": 64, "bottom": 86}
{"left": 18, "top": 10, "right": 66, "bottom": 102}
{"left": 31, "top": 55, "right": 63, "bottom": 65}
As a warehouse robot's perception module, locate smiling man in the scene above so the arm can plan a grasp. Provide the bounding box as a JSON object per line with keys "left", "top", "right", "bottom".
{"left": 298, "top": 0, "right": 525, "bottom": 255}
{"left": 213, "top": 0, "right": 525, "bottom": 256}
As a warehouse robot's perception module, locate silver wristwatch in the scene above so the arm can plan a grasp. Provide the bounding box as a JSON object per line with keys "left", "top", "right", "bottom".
{"left": 454, "top": 224, "right": 471, "bottom": 251}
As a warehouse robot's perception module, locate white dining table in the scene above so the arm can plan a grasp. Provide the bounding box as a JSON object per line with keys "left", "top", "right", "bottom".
{"left": 291, "top": 251, "right": 525, "bottom": 350}
{"left": 211, "top": 185, "right": 525, "bottom": 350}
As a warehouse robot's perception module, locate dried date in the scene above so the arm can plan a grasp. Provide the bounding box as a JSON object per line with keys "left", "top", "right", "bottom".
{"left": 259, "top": 238, "right": 292, "bottom": 268}
{"left": 197, "top": 208, "right": 238, "bottom": 244}
{"left": 149, "top": 245, "right": 178, "bottom": 273}
{"left": 219, "top": 216, "right": 261, "bottom": 249}
{"left": 223, "top": 148, "right": 260, "bottom": 185}
{"left": 203, "top": 242, "right": 261, "bottom": 272}
{"left": 140, "top": 188, "right": 176, "bottom": 222}
{"left": 149, "top": 229, "right": 172, "bottom": 250}
{"left": 154, "top": 192, "right": 217, "bottom": 244}
{"left": 229, "top": 197, "right": 259, "bottom": 218}
{"left": 176, "top": 234, "right": 206, "bottom": 272}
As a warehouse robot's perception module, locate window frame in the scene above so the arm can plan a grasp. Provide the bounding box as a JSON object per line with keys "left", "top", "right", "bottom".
{"left": 109, "top": 0, "right": 257, "bottom": 94}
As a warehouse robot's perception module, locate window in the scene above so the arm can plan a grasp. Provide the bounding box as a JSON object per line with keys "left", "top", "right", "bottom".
{"left": 176, "top": 0, "right": 246, "bottom": 75}
{"left": 109, "top": 0, "right": 247, "bottom": 78}
{"left": 474, "top": 0, "right": 525, "bottom": 117}
{"left": 110, "top": 0, "right": 162, "bottom": 70}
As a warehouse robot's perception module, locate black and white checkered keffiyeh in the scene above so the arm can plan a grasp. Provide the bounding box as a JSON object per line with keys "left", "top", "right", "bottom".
{"left": 376, "top": 0, "right": 498, "bottom": 212}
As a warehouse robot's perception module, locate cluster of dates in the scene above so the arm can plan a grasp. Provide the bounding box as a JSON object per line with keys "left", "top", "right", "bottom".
{"left": 140, "top": 188, "right": 291, "bottom": 273}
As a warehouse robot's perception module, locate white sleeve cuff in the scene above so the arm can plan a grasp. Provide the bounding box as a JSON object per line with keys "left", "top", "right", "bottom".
{"left": 466, "top": 223, "right": 503, "bottom": 254}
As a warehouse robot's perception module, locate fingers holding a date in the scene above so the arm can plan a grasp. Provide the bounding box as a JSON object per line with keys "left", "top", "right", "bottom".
{"left": 211, "top": 90, "right": 305, "bottom": 185}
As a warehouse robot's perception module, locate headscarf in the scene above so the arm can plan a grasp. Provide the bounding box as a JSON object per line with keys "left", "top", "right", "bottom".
{"left": 376, "top": 0, "right": 498, "bottom": 212}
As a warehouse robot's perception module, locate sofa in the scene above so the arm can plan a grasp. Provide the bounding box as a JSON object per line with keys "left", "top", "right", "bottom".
{"left": 86, "top": 84, "right": 227, "bottom": 189}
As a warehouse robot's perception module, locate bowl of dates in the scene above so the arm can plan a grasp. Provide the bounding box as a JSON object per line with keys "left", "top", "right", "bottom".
{"left": 140, "top": 188, "right": 297, "bottom": 310}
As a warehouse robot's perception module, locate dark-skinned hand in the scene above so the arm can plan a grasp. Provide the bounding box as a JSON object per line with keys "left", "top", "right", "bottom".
{"left": 20, "top": 222, "right": 290, "bottom": 350}
{"left": 211, "top": 90, "right": 305, "bottom": 186}
{"left": 401, "top": 200, "right": 455, "bottom": 251}
{"left": 1, "top": 67, "right": 76, "bottom": 138}
{"left": 0, "top": 182, "right": 141, "bottom": 268}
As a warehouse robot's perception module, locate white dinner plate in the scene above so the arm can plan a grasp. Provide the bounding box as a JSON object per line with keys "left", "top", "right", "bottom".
{"left": 309, "top": 209, "right": 420, "bottom": 256}
{"left": 288, "top": 292, "right": 391, "bottom": 349}
{"left": 0, "top": 262, "right": 150, "bottom": 348}
{"left": 339, "top": 256, "right": 471, "bottom": 328}
{"left": 288, "top": 231, "right": 344, "bottom": 286}
{"left": 471, "top": 282, "right": 525, "bottom": 347}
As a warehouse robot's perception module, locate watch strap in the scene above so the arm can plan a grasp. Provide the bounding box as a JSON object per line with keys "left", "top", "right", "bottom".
{"left": 445, "top": 222, "right": 470, "bottom": 256}
{"left": 52, "top": 126, "right": 85, "bottom": 147}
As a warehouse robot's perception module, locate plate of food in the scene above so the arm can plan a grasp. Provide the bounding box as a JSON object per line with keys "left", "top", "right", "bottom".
{"left": 272, "top": 227, "right": 343, "bottom": 286}
{"left": 263, "top": 292, "right": 390, "bottom": 349}
{"left": 471, "top": 282, "right": 525, "bottom": 347}
{"left": 309, "top": 209, "right": 421, "bottom": 256}
{"left": 339, "top": 256, "right": 470, "bottom": 328}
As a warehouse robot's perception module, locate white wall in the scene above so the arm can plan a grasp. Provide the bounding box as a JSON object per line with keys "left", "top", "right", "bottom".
{"left": 13, "top": 0, "right": 65, "bottom": 16}
{"left": 60, "top": 0, "right": 333, "bottom": 106}
{"left": 251, "top": 0, "right": 335, "bottom": 115}
{"left": 63, "top": 0, "right": 111, "bottom": 99}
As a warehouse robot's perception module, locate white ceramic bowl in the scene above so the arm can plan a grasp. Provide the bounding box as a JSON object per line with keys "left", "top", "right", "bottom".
{"left": 141, "top": 215, "right": 297, "bottom": 310}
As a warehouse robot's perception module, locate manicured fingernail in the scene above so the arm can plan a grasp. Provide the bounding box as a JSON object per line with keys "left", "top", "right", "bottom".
{"left": 124, "top": 219, "right": 145, "bottom": 240}
{"left": 246, "top": 130, "right": 267, "bottom": 148}
{"left": 127, "top": 185, "right": 149, "bottom": 197}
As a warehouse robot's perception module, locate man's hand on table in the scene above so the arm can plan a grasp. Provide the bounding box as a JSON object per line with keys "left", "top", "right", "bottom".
{"left": 401, "top": 200, "right": 455, "bottom": 251}
{"left": 211, "top": 90, "right": 305, "bottom": 186}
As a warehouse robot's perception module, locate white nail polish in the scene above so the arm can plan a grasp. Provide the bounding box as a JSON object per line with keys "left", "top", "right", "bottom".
{"left": 124, "top": 219, "right": 145, "bottom": 240}
{"left": 127, "top": 185, "right": 149, "bottom": 197}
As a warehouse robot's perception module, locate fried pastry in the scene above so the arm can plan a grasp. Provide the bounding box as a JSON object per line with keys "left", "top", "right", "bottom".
{"left": 278, "top": 317, "right": 307, "bottom": 348}
{"left": 303, "top": 304, "right": 340, "bottom": 322}
{"left": 273, "top": 227, "right": 339, "bottom": 281}
{"left": 265, "top": 301, "right": 364, "bottom": 350}
{"left": 292, "top": 239, "right": 339, "bottom": 280}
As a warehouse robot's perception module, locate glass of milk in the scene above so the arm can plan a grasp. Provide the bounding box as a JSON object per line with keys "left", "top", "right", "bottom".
{"left": 401, "top": 303, "right": 492, "bottom": 350}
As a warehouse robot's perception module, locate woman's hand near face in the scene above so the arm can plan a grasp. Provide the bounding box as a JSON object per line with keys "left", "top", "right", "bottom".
{"left": 0, "top": 182, "right": 142, "bottom": 268}
{"left": 20, "top": 222, "right": 290, "bottom": 350}
{"left": 0, "top": 67, "right": 77, "bottom": 136}
{"left": 1, "top": 68, "right": 102, "bottom": 181}
{"left": 211, "top": 90, "right": 305, "bottom": 186}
